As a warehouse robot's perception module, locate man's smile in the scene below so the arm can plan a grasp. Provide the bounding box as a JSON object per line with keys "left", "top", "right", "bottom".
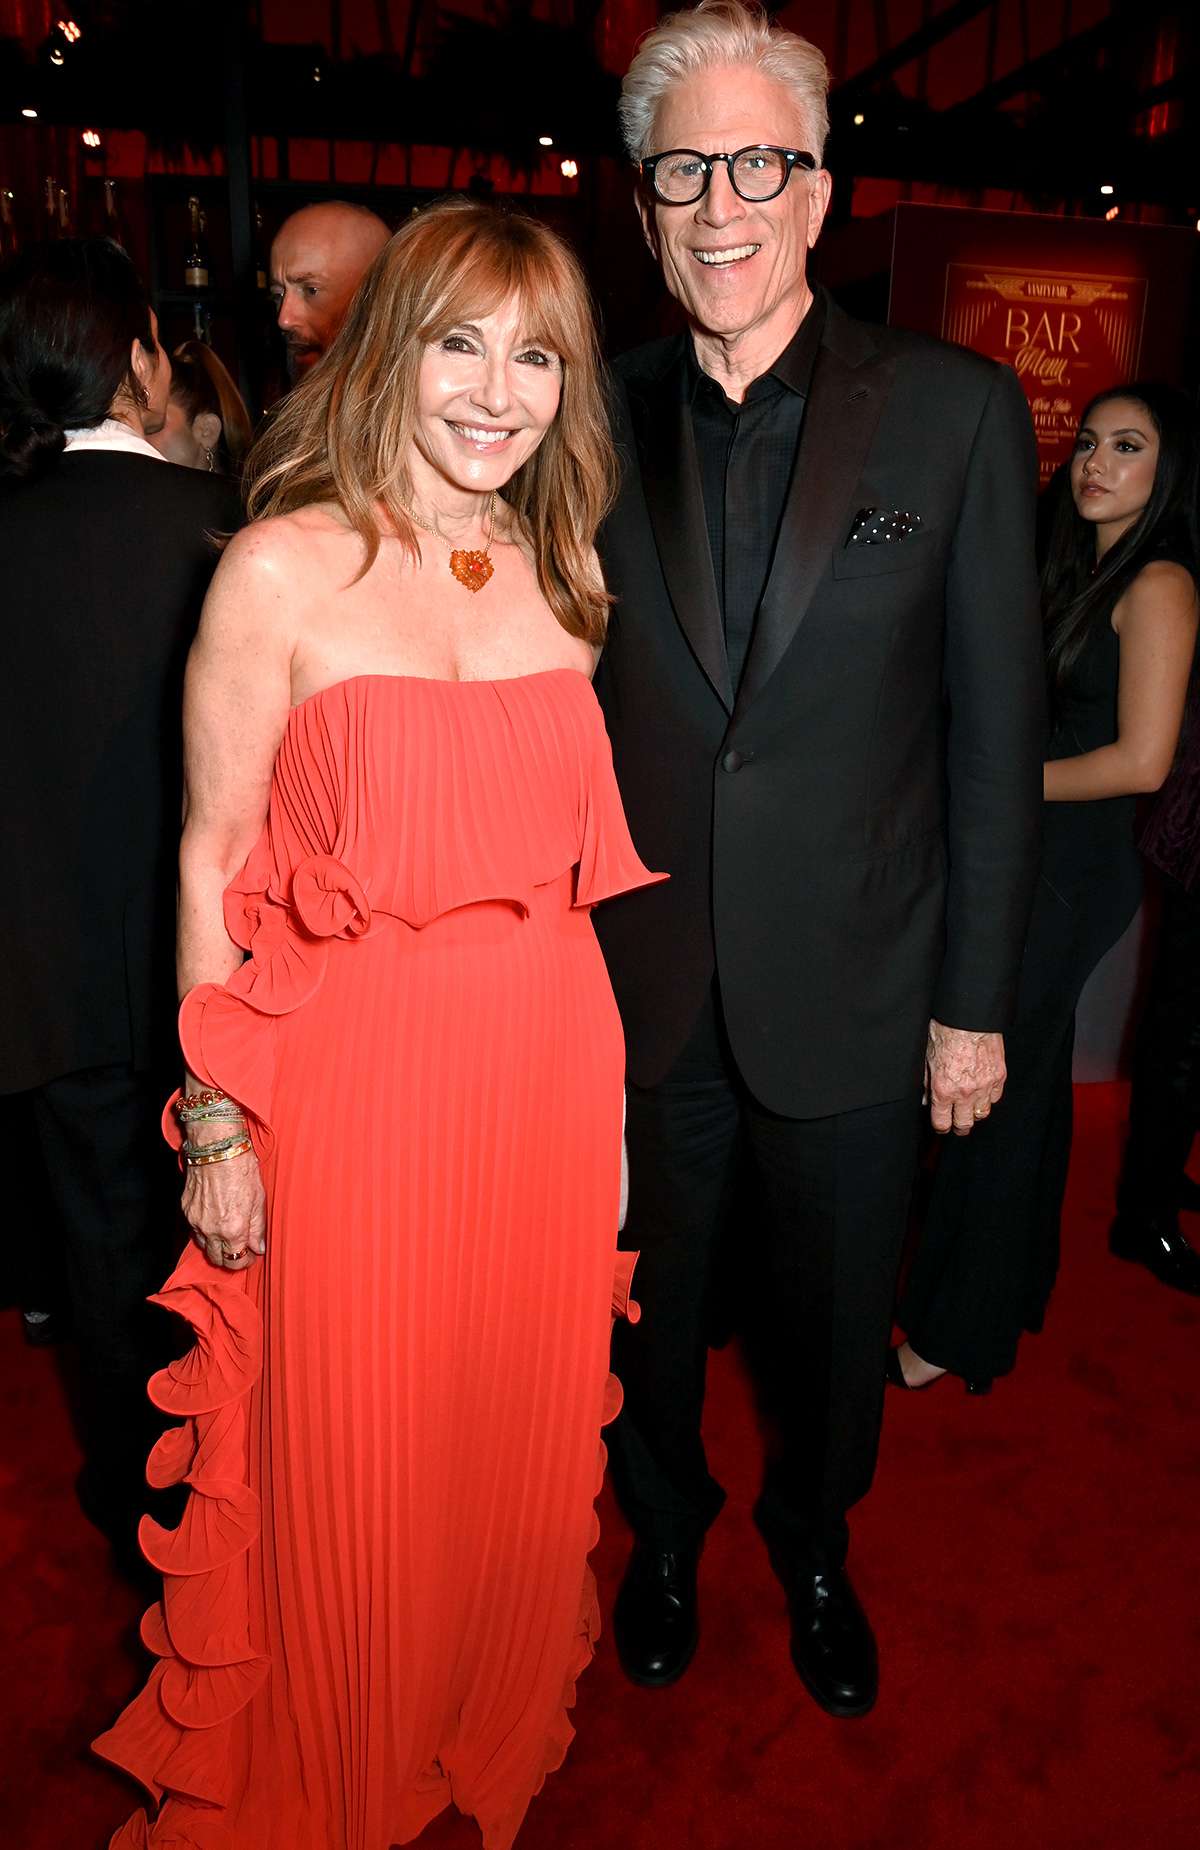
{"left": 692, "top": 243, "right": 762, "bottom": 267}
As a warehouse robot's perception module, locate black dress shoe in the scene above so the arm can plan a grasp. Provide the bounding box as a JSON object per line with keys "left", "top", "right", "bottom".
{"left": 1110, "top": 1214, "right": 1200, "bottom": 1295}
{"left": 781, "top": 1565, "right": 878, "bottom": 1718}
{"left": 613, "top": 1542, "right": 699, "bottom": 1688}
{"left": 20, "top": 1306, "right": 68, "bottom": 1347}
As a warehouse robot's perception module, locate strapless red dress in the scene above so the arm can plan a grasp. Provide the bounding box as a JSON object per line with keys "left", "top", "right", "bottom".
{"left": 94, "top": 669, "right": 663, "bottom": 1849}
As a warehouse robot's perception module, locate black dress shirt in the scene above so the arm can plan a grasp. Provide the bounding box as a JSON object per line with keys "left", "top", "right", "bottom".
{"left": 689, "top": 293, "right": 826, "bottom": 691}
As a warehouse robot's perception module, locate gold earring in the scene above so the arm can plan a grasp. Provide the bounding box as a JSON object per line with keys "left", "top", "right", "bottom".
{"left": 204, "top": 447, "right": 215, "bottom": 472}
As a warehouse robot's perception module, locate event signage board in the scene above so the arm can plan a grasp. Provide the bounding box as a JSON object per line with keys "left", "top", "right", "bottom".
{"left": 888, "top": 204, "right": 1195, "bottom": 485}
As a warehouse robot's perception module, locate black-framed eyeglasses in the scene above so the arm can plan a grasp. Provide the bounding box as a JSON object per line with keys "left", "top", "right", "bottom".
{"left": 640, "top": 145, "right": 816, "bottom": 206}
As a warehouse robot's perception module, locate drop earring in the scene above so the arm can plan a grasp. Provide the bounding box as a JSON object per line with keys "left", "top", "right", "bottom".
{"left": 204, "top": 447, "right": 215, "bottom": 472}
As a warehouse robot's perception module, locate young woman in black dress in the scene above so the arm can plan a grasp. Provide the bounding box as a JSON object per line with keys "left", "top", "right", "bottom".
{"left": 892, "top": 383, "right": 1200, "bottom": 1392}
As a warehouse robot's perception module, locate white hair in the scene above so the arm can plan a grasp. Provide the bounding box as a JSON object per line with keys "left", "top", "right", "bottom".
{"left": 618, "top": 0, "right": 830, "bottom": 167}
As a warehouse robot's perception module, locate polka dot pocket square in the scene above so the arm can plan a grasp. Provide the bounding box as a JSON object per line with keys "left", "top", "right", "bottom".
{"left": 846, "top": 508, "right": 924, "bottom": 546}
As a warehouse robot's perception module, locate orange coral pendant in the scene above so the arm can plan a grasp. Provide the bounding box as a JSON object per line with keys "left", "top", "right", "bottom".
{"left": 450, "top": 549, "right": 494, "bottom": 592}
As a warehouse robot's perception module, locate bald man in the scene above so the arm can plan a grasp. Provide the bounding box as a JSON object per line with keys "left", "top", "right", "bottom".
{"left": 269, "top": 200, "right": 391, "bottom": 379}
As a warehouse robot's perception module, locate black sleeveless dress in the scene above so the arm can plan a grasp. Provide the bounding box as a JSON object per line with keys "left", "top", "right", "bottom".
{"left": 900, "top": 612, "right": 1143, "bottom": 1381}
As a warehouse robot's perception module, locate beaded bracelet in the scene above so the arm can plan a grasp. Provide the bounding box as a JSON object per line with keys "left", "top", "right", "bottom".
{"left": 183, "top": 1126, "right": 247, "bottom": 1153}
{"left": 184, "top": 1137, "right": 255, "bottom": 1169}
{"left": 183, "top": 1129, "right": 251, "bottom": 1161}
{"left": 178, "top": 1087, "right": 230, "bottom": 1113}
{"left": 178, "top": 1102, "right": 247, "bottom": 1126}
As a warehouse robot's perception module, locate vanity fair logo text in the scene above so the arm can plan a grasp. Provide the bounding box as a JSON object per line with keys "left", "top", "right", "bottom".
{"left": 940, "top": 264, "right": 1149, "bottom": 483}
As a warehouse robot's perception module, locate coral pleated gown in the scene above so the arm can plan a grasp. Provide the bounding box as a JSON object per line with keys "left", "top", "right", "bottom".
{"left": 95, "top": 669, "right": 663, "bottom": 1850}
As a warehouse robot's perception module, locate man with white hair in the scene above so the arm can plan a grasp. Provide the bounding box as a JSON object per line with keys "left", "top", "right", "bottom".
{"left": 269, "top": 199, "right": 391, "bottom": 379}
{"left": 593, "top": 0, "right": 1043, "bottom": 1716}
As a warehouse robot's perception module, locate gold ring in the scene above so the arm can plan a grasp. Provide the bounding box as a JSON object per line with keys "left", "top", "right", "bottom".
{"left": 222, "top": 1246, "right": 247, "bottom": 1262}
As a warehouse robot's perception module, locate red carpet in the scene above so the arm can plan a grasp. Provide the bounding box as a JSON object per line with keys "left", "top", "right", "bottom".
{"left": 3, "top": 1082, "right": 1197, "bottom": 1849}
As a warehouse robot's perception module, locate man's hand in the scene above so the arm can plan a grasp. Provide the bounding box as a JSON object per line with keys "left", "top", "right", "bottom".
{"left": 925, "top": 1020, "right": 1006, "bottom": 1136}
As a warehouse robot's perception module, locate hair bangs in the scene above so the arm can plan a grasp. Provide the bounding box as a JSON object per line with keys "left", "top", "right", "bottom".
{"left": 415, "top": 221, "right": 588, "bottom": 370}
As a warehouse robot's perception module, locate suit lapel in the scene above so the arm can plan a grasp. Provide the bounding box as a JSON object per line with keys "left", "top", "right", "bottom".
{"left": 629, "top": 350, "right": 732, "bottom": 712}
{"left": 734, "top": 313, "right": 894, "bottom": 721}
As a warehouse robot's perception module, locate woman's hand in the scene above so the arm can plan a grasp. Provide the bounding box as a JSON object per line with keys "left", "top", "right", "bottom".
{"left": 182, "top": 1146, "right": 266, "bottom": 1271}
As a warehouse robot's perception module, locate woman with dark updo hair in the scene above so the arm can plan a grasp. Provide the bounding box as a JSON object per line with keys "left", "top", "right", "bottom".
{"left": 0, "top": 237, "right": 241, "bottom": 1579}
{"left": 893, "top": 382, "right": 1199, "bottom": 1392}
{"left": 0, "top": 233, "right": 171, "bottom": 474}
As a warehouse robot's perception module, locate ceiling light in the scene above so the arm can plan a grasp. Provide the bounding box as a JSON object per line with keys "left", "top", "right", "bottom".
{"left": 50, "top": 47, "right": 64, "bottom": 64}
{"left": 82, "top": 128, "right": 101, "bottom": 149}
{"left": 1105, "top": 205, "right": 1120, "bottom": 220}
{"left": 560, "top": 158, "right": 578, "bottom": 179}
{"left": 539, "top": 135, "right": 553, "bottom": 147}
{"left": 21, "top": 106, "right": 37, "bottom": 118}
{"left": 853, "top": 113, "right": 865, "bottom": 126}
{"left": 1100, "top": 183, "right": 1115, "bottom": 196}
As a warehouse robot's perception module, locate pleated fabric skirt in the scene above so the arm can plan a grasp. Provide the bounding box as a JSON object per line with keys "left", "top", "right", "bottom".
{"left": 97, "top": 872, "right": 638, "bottom": 1849}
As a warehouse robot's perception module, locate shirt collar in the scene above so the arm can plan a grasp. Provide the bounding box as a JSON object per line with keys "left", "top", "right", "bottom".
{"left": 63, "top": 417, "right": 166, "bottom": 462}
{"left": 687, "top": 288, "right": 827, "bottom": 408}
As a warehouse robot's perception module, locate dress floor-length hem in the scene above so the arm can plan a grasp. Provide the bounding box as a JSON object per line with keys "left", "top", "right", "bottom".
{"left": 93, "top": 671, "right": 664, "bottom": 1850}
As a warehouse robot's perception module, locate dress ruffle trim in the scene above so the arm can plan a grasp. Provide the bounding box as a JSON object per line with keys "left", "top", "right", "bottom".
{"left": 92, "top": 1243, "right": 264, "bottom": 1831}
{"left": 99, "top": 745, "right": 655, "bottom": 1843}
{"left": 162, "top": 816, "right": 662, "bottom": 1173}
{"left": 574, "top": 725, "right": 667, "bottom": 912}
{"left": 94, "top": 1228, "right": 640, "bottom": 1849}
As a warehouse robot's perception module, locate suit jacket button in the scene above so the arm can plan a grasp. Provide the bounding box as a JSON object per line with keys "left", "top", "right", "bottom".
{"left": 722, "top": 749, "right": 743, "bottom": 773}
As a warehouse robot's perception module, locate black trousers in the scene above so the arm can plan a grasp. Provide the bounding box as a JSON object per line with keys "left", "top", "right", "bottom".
{"left": 3, "top": 1064, "right": 182, "bottom": 1554}
{"left": 1117, "top": 873, "right": 1200, "bottom": 1222}
{"left": 901, "top": 858, "right": 1141, "bottom": 1382}
{"left": 610, "top": 983, "right": 923, "bottom": 1571}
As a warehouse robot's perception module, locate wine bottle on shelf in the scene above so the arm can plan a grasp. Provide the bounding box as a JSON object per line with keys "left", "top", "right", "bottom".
{"left": 103, "top": 178, "right": 125, "bottom": 249}
{"left": 254, "top": 206, "right": 268, "bottom": 291}
{"left": 0, "top": 189, "right": 17, "bottom": 257}
{"left": 44, "top": 176, "right": 59, "bottom": 236}
{"left": 184, "top": 194, "right": 209, "bottom": 290}
{"left": 57, "top": 185, "right": 72, "bottom": 237}
{"left": 191, "top": 300, "right": 212, "bottom": 345}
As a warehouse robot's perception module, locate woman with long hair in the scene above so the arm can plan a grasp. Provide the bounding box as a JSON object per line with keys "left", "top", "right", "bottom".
{"left": 892, "top": 382, "right": 1199, "bottom": 1392}
{"left": 151, "top": 337, "right": 253, "bottom": 475}
{"left": 95, "top": 199, "right": 662, "bottom": 1849}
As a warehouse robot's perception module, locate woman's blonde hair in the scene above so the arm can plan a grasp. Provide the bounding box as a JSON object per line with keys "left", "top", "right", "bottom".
{"left": 245, "top": 197, "right": 615, "bottom": 642}
{"left": 619, "top": 0, "right": 830, "bottom": 166}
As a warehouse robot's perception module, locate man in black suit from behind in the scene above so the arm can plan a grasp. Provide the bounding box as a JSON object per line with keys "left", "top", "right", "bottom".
{"left": 594, "top": 0, "right": 1044, "bottom": 1715}
{"left": 0, "top": 238, "right": 240, "bottom": 1577}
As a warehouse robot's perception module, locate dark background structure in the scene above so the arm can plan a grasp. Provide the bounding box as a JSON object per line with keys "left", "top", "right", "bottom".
{"left": 1, "top": 2, "right": 1196, "bottom": 408}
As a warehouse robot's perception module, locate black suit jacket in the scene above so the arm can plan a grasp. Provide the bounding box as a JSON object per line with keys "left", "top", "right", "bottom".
{"left": 593, "top": 291, "right": 1045, "bottom": 1119}
{"left": 0, "top": 452, "right": 240, "bottom": 1094}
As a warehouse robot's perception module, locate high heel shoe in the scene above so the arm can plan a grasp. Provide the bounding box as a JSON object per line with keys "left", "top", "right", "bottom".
{"left": 885, "top": 1345, "right": 993, "bottom": 1396}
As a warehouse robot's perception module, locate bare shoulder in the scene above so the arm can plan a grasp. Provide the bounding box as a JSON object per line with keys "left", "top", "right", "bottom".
{"left": 218, "top": 505, "right": 352, "bottom": 589}
{"left": 203, "top": 507, "right": 361, "bottom": 660}
{"left": 1115, "top": 559, "right": 1199, "bottom": 629}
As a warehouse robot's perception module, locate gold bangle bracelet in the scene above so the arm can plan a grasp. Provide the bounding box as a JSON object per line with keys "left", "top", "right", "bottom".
{"left": 185, "top": 1138, "right": 254, "bottom": 1168}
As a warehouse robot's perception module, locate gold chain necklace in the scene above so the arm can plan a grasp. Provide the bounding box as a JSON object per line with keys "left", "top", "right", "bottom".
{"left": 401, "top": 491, "right": 497, "bottom": 593}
